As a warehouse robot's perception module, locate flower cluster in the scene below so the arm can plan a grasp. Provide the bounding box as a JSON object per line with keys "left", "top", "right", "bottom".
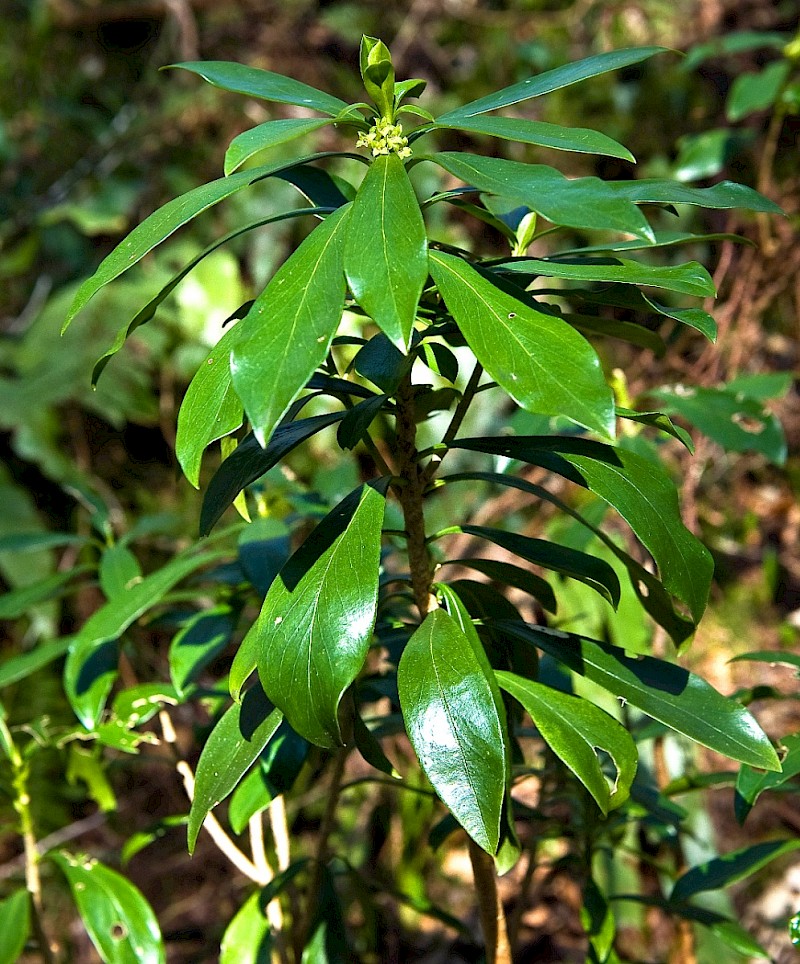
{"left": 356, "top": 118, "right": 412, "bottom": 158}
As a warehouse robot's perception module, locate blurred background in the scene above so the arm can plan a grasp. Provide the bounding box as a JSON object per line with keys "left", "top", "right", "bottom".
{"left": 1, "top": 0, "right": 799, "bottom": 960}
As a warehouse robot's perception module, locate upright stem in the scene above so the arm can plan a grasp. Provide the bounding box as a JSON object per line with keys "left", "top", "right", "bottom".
{"left": 394, "top": 370, "right": 436, "bottom": 617}
{"left": 4, "top": 723, "right": 58, "bottom": 964}
{"left": 468, "top": 839, "right": 512, "bottom": 964}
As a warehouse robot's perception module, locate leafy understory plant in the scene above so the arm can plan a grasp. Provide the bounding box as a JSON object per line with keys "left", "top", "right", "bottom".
{"left": 11, "top": 35, "right": 788, "bottom": 963}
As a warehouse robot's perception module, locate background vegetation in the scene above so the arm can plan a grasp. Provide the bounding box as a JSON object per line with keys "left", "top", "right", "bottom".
{"left": 1, "top": 0, "right": 798, "bottom": 961}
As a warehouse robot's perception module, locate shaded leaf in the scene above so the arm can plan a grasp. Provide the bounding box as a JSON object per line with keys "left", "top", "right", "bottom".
{"left": 220, "top": 891, "right": 272, "bottom": 964}
{"left": 188, "top": 682, "right": 283, "bottom": 851}
{"left": 250, "top": 482, "right": 386, "bottom": 747}
{"left": 397, "top": 609, "right": 506, "bottom": 853}
{"left": 231, "top": 205, "right": 350, "bottom": 447}
{"left": 430, "top": 251, "right": 615, "bottom": 438}
{"left": 169, "top": 605, "right": 237, "bottom": 696}
{"left": 0, "top": 567, "right": 91, "bottom": 620}
{"left": 499, "top": 621, "right": 781, "bottom": 770}
{"left": 99, "top": 545, "right": 141, "bottom": 599}
{"left": 735, "top": 733, "right": 800, "bottom": 824}
{"left": 457, "top": 523, "right": 620, "bottom": 609}
{"left": 50, "top": 851, "right": 165, "bottom": 964}
{"left": 671, "top": 839, "right": 800, "bottom": 902}
{"left": 345, "top": 154, "right": 428, "bottom": 350}
{"left": 606, "top": 178, "right": 783, "bottom": 215}
{"left": 0, "top": 638, "right": 72, "bottom": 689}
{"left": 200, "top": 412, "right": 346, "bottom": 536}
{"left": 443, "top": 557, "right": 557, "bottom": 613}
{"left": 727, "top": 61, "right": 791, "bottom": 121}
{"left": 453, "top": 435, "right": 712, "bottom": 622}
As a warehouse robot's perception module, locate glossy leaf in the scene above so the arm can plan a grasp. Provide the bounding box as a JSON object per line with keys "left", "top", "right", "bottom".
{"left": 430, "top": 251, "right": 615, "bottom": 438}
{"left": 188, "top": 682, "right": 283, "bottom": 851}
{"left": 225, "top": 118, "right": 333, "bottom": 175}
{"left": 0, "top": 638, "right": 72, "bottom": 689}
{"left": 499, "top": 621, "right": 781, "bottom": 770}
{"left": 0, "top": 889, "right": 30, "bottom": 964}
{"left": 219, "top": 891, "right": 272, "bottom": 964}
{"left": 645, "top": 298, "right": 718, "bottom": 341}
{"left": 169, "top": 605, "right": 237, "bottom": 696}
{"left": 444, "top": 557, "right": 557, "bottom": 613}
{"left": 91, "top": 208, "right": 334, "bottom": 384}
{"left": 496, "top": 671, "right": 637, "bottom": 813}
{"left": 606, "top": 178, "right": 784, "bottom": 214}
{"left": 671, "top": 839, "right": 800, "bottom": 902}
{"left": 735, "top": 733, "right": 800, "bottom": 824}
{"left": 176, "top": 325, "right": 244, "bottom": 486}
{"left": 201, "top": 412, "right": 346, "bottom": 536}
{"left": 345, "top": 153, "right": 428, "bottom": 350}
{"left": 438, "top": 47, "right": 666, "bottom": 120}
{"left": 456, "top": 523, "right": 620, "bottom": 608}
{"left": 432, "top": 116, "right": 634, "bottom": 160}
{"left": 453, "top": 435, "right": 712, "bottom": 621}
{"left": 398, "top": 609, "right": 506, "bottom": 853}
{"left": 248, "top": 483, "right": 385, "bottom": 747}
{"left": 231, "top": 206, "right": 350, "bottom": 447}
{"left": 65, "top": 548, "right": 227, "bottom": 728}
{"left": 431, "top": 154, "right": 655, "bottom": 241}
{"left": 64, "top": 160, "right": 309, "bottom": 330}
{"left": 651, "top": 384, "right": 787, "bottom": 465}
{"left": 169, "top": 61, "right": 349, "bottom": 115}
{"left": 50, "top": 851, "right": 165, "bottom": 964}
{"left": 336, "top": 393, "right": 389, "bottom": 450}
{"left": 494, "top": 256, "right": 715, "bottom": 298}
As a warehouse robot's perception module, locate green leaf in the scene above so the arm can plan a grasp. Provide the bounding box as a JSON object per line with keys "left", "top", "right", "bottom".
{"left": 398, "top": 609, "right": 507, "bottom": 853}
{"left": 249, "top": 482, "right": 386, "bottom": 747}
{"left": 168, "top": 61, "right": 349, "bottom": 116}
{"left": 496, "top": 671, "right": 637, "bottom": 813}
{"left": 360, "top": 36, "right": 395, "bottom": 119}
{"left": 650, "top": 385, "right": 787, "bottom": 465}
{"left": 644, "top": 298, "right": 718, "bottom": 341}
{"left": 231, "top": 205, "right": 350, "bottom": 447}
{"left": 225, "top": 118, "right": 333, "bottom": 175}
{"left": 499, "top": 621, "right": 781, "bottom": 770}
{"left": 0, "top": 531, "right": 86, "bottom": 553}
{"left": 429, "top": 251, "right": 615, "bottom": 438}
{"left": 606, "top": 178, "right": 784, "bottom": 215}
{"left": 615, "top": 408, "right": 694, "bottom": 452}
{"left": 200, "top": 413, "right": 346, "bottom": 536}
{"left": 431, "top": 154, "right": 655, "bottom": 241}
{"left": 336, "top": 393, "right": 389, "bottom": 450}
{"left": 494, "top": 256, "right": 716, "bottom": 298}
{"left": 730, "top": 651, "right": 800, "bottom": 673}
{"left": 0, "top": 638, "right": 72, "bottom": 689}
{"left": 453, "top": 435, "right": 712, "bottom": 622}
{"left": 682, "top": 31, "right": 788, "bottom": 71}
{"left": 344, "top": 153, "right": 428, "bottom": 351}
{"left": 188, "top": 682, "right": 283, "bottom": 852}
{"left": 176, "top": 325, "right": 244, "bottom": 487}
{"left": 673, "top": 129, "right": 751, "bottom": 182}
{"left": 99, "top": 545, "right": 142, "bottom": 599}
{"left": 50, "top": 851, "right": 165, "bottom": 964}
{"left": 219, "top": 891, "right": 272, "bottom": 964}
{"left": 432, "top": 116, "right": 634, "bottom": 160}
{"left": 65, "top": 548, "right": 227, "bottom": 728}
{"left": 0, "top": 889, "right": 30, "bottom": 964}
{"left": 92, "top": 207, "right": 335, "bottom": 385}
{"left": 735, "top": 733, "right": 800, "bottom": 824}
{"left": 671, "top": 839, "right": 800, "bottom": 903}
{"left": 64, "top": 160, "right": 310, "bottom": 331}
{"left": 438, "top": 47, "right": 666, "bottom": 120}
{"left": 0, "top": 567, "right": 90, "bottom": 619}
{"left": 727, "top": 61, "right": 791, "bottom": 121}
{"left": 444, "top": 558, "right": 557, "bottom": 613}
{"left": 456, "top": 523, "right": 620, "bottom": 609}
{"left": 169, "top": 605, "right": 236, "bottom": 696}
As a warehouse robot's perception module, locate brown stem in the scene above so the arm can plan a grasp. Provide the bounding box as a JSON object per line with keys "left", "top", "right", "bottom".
{"left": 468, "top": 838, "right": 512, "bottom": 964}
{"left": 394, "top": 371, "right": 436, "bottom": 617}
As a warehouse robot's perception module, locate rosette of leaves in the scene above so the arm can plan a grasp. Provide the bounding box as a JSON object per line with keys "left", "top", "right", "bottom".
{"left": 62, "top": 35, "right": 784, "bottom": 960}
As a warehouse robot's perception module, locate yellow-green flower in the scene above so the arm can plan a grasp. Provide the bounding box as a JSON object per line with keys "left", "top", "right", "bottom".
{"left": 356, "top": 118, "right": 412, "bottom": 158}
